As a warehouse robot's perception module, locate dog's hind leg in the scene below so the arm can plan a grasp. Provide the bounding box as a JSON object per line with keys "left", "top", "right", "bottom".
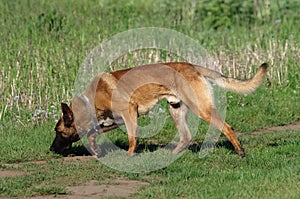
{"left": 199, "top": 107, "right": 246, "bottom": 158}
{"left": 184, "top": 77, "right": 245, "bottom": 157}
{"left": 168, "top": 102, "right": 192, "bottom": 154}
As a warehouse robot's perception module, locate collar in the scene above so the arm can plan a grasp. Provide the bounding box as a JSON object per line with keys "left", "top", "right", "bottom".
{"left": 78, "top": 94, "right": 101, "bottom": 133}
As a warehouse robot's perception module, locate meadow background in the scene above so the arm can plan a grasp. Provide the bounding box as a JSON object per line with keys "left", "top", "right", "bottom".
{"left": 0, "top": 0, "right": 299, "bottom": 198}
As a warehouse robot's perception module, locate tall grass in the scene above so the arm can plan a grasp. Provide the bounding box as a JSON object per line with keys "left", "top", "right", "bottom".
{"left": 0, "top": 0, "right": 299, "bottom": 126}
{"left": 213, "top": 39, "right": 299, "bottom": 86}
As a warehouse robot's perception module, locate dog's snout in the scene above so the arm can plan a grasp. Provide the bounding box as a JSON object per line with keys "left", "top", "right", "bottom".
{"left": 50, "top": 146, "right": 55, "bottom": 152}
{"left": 49, "top": 140, "right": 72, "bottom": 154}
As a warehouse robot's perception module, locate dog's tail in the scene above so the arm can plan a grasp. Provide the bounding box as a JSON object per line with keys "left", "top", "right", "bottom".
{"left": 197, "top": 63, "right": 268, "bottom": 94}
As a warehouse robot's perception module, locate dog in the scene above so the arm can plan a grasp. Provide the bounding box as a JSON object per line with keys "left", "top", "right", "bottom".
{"left": 50, "top": 62, "right": 268, "bottom": 158}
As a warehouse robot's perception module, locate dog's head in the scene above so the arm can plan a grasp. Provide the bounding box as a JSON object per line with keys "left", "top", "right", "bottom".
{"left": 50, "top": 103, "right": 80, "bottom": 154}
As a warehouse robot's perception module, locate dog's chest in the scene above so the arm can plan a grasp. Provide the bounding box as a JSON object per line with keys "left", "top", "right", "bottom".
{"left": 96, "top": 109, "right": 123, "bottom": 126}
{"left": 99, "top": 117, "right": 115, "bottom": 126}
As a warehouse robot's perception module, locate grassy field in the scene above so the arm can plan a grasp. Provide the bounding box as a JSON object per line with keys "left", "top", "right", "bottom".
{"left": 0, "top": 0, "right": 300, "bottom": 198}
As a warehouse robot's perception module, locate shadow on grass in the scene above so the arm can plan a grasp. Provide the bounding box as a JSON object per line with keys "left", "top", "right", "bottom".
{"left": 65, "top": 145, "right": 91, "bottom": 156}
{"left": 189, "top": 139, "right": 236, "bottom": 153}
{"left": 64, "top": 139, "right": 236, "bottom": 156}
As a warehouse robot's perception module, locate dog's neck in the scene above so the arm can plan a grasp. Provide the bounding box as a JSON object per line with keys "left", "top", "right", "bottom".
{"left": 78, "top": 94, "right": 98, "bottom": 128}
{"left": 71, "top": 94, "right": 101, "bottom": 137}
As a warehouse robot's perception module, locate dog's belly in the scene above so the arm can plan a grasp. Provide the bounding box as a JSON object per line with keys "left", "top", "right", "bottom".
{"left": 96, "top": 94, "right": 180, "bottom": 127}
{"left": 137, "top": 98, "right": 160, "bottom": 115}
{"left": 137, "top": 95, "right": 180, "bottom": 115}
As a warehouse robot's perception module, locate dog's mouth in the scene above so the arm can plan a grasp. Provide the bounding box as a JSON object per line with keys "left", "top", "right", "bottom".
{"left": 50, "top": 141, "right": 73, "bottom": 155}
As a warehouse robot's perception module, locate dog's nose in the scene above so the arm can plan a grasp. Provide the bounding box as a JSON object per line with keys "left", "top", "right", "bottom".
{"left": 50, "top": 146, "right": 55, "bottom": 152}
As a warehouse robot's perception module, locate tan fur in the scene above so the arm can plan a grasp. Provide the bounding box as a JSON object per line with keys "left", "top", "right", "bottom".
{"left": 50, "top": 62, "right": 268, "bottom": 157}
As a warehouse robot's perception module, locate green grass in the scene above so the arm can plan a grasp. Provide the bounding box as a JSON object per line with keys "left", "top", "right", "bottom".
{"left": 227, "top": 87, "right": 300, "bottom": 133}
{"left": 1, "top": 128, "right": 299, "bottom": 198}
{"left": 0, "top": 122, "right": 57, "bottom": 163}
{"left": 0, "top": 0, "right": 300, "bottom": 198}
{"left": 1, "top": 0, "right": 299, "bottom": 125}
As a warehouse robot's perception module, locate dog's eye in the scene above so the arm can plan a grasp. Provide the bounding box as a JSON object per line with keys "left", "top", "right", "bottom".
{"left": 54, "top": 127, "right": 59, "bottom": 133}
{"left": 61, "top": 132, "right": 70, "bottom": 138}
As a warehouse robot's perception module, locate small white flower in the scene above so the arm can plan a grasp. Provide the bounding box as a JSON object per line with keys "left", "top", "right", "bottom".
{"left": 275, "top": 19, "right": 281, "bottom": 24}
{"left": 14, "top": 96, "right": 20, "bottom": 101}
{"left": 158, "top": 108, "right": 165, "bottom": 113}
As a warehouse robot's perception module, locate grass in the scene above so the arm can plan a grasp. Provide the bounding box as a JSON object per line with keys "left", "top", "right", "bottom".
{"left": 0, "top": 128, "right": 299, "bottom": 198}
{"left": 226, "top": 87, "right": 300, "bottom": 133}
{"left": 0, "top": 122, "right": 57, "bottom": 163}
{"left": 1, "top": 0, "right": 299, "bottom": 125}
{"left": 0, "top": 0, "right": 300, "bottom": 198}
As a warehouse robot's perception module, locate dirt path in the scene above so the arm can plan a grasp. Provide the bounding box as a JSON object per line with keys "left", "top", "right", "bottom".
{"left": 1, "top": 121, "right": 299, "bottom": 198}
{"left": 1, "top": 156, "right": 150, "bottom": 198}
{"left": 251, "top": 121, "right": 300, "bottom": 135}
{"left": 236, "top": 121, "right": 300, "bottom": 136}
{"left": 28, "top": 178, "right": 149, "bottom": 199}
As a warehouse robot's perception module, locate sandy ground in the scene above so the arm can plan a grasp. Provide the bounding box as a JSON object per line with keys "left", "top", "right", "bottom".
{"left": 28, "top": 178, "right": 149, "bottom": 199}
{"left": 1, "top": 121, "right": 299, "bottom": 198}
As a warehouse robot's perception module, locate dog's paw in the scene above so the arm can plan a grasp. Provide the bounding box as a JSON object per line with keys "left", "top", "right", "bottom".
{"left": 239, "top": 151, "right": 246, "bottom": 158}
{"left": 172, "top": 141, "right": 191, "bottom": 154}
{"left": 89, "top": 145, "right": 102, "bottom": 157}
{"left": 127, "top": 152, "right": 139, "bottom": 157}
{"left": 236, "top": 148, "right": 246, "bottom": 158}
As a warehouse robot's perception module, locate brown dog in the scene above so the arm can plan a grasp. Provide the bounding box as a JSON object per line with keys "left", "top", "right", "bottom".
{"left": 50, "top": 62, "right": 268, "bottom": 157}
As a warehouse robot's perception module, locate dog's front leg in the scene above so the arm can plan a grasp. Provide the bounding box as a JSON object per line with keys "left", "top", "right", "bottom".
{"left": 87, "top": 124, "right": 119, "bottom": 157}
{"left": 87, "top": 129, "right": 102, "bottom": 157}
{"left": 122, "top": 103, "right": 139, "bottom": 155}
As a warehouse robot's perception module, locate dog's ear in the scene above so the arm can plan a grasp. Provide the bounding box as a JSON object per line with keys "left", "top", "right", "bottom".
{"left": 61, "top": 103, "right": 74, "bottom": 126}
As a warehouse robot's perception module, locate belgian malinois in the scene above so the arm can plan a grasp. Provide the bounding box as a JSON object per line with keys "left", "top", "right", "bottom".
{"left": 50, "top": 62, "right": 268, "bottom": 158}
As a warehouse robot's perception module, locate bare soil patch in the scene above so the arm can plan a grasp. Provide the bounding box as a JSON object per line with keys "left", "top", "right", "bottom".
{"left": 251, "top": 121, "right": 300, "bottom": 134}
{"left": 2, "top": 156, "right": 95, "bottom": 169}
{"left": 67, "top": 178, "right": 149, "bottom": 199}
{"left": 0, "top": 169, "right": 25, "bottom": 178}
{"left": 1, "top": 156, "right": 149, "bottom": 199}
{"left": 236, "top": 121, "right": 300, "bottom": 136}
{"left": 26, "top": 178, "right": 149, "bottom": 199}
